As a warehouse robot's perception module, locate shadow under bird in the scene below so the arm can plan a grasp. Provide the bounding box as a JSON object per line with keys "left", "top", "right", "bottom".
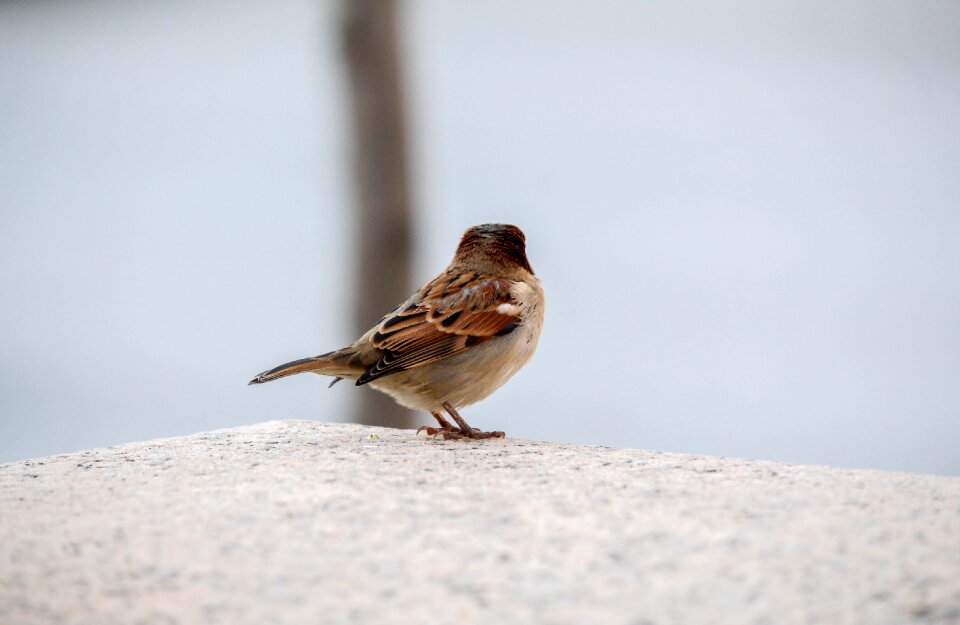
{"left": 249, "top": 223, "right": 545, "bottom": 439}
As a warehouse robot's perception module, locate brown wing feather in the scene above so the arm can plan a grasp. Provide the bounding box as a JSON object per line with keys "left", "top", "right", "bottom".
{"left": 355, "top": 273, "right": 519, "bottom": 385}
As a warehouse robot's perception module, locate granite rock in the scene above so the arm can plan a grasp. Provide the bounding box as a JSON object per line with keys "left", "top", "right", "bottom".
{"left": 1, "top": 420, "right": 958, "bottom": 625}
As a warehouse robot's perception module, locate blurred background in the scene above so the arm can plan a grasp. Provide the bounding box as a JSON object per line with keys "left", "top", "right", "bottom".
{"left": 2, "top": 0, "right": 958, "bottom": 474}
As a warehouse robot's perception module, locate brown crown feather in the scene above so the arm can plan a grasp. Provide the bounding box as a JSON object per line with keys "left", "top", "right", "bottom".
{"left": 455, "top": 224, "right": 533, "bottom": 274}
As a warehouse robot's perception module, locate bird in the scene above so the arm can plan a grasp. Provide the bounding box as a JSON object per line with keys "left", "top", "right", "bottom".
{"left": 249, "top": 223, "right": 545, "bottom": 440}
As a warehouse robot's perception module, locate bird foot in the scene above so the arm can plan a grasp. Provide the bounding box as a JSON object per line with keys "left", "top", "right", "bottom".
{"left": 461, "top": 428, "right": 506, "bottom": 440}
{"left": 417, "top": 425, "right": 505, "bottom": 440}
{"left": 417, "top": 425, "right": 458, "bottom": 438}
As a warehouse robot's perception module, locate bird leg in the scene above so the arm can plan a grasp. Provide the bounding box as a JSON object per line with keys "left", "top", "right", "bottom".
{"left": 440, "top": 401, "right": 505, "bottom": 440}
{"left": 416, "top": 411, "right": 461, "bottom": 437}
{"left": 417, "top": 404, "right": 505, "bottom": 440}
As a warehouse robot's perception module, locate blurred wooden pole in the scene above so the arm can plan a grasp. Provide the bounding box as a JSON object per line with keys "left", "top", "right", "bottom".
{"left": 341, "top": 0, "right": 416, "bottom": 429}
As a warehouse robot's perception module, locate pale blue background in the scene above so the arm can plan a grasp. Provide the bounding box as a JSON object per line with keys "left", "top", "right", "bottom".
{"left": 2, "top": 0, "right": 959, "bottom": 474}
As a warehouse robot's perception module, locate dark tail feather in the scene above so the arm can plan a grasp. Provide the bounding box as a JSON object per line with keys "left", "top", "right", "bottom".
{"left": 248, "top": 349, "right": 363, "bottom": 385}
{"left": 248, "top": 357, "right": 324, "bottom": 385}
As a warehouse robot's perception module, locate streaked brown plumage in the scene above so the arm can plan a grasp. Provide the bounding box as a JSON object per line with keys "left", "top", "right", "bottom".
{"left": 249, "top": 223, "right": 544, "bottom": 439}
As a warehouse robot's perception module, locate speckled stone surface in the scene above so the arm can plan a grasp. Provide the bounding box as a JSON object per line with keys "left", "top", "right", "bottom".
{"left": 1, "top": 421, "right": 958, "bottom": 625}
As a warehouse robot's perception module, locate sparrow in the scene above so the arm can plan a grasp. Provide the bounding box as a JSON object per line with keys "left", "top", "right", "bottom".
{"left": 249, "top": 223, "right": 545, "bottom": 440}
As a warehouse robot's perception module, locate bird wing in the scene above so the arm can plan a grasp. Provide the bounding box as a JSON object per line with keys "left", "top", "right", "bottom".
{"left": 355, "top": 272, "right": 520, "bottom": 385}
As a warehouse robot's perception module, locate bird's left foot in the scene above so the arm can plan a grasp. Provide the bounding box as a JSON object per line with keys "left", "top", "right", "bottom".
{"left": 417, "top": 425, "right": 460, "bottom": 438}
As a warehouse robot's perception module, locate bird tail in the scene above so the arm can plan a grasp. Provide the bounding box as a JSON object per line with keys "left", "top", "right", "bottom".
{"left": 248, "top": 348, "right": 363, "bottom": 385}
